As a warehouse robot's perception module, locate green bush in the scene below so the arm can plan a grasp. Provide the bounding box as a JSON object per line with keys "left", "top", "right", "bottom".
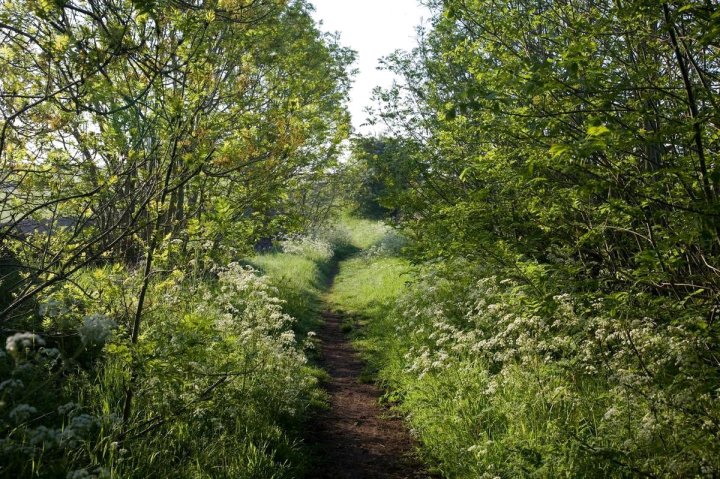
{"left": 0, "top": 261, "right": 325, "bottom": 478}
{"left": 362, "top": 259, "right": 720, "bottom": 478}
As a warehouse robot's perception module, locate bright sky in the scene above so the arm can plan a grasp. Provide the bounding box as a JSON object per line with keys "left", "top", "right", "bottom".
{"left": 309, "top": 1, "right": 429, "bottom": 134}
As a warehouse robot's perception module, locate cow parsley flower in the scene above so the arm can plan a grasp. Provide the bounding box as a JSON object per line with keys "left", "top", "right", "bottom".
{"left": 9, "top": 404, "right": 37, "bottom": 423}
{"left": 38, "top": 298, "right": 66, "bottom": 318}
{"left": 5, "top": 332, "right": 45, "bottom": 356}
{"left": 0, "top": 379, "right": 24, "bottom": 394}
{"left": 78, "top": 314, "right": 117, "bottom": 346}
{"left": 57, "top": 402, "right": 77, "bottom": 415}
{"left": 28, "top": 426, "right": 61, "bottom": 447}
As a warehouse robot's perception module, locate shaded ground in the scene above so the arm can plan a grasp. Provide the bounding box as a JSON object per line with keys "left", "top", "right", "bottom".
{"left": 307, "top": 307, "right": 431, "bottom": 479}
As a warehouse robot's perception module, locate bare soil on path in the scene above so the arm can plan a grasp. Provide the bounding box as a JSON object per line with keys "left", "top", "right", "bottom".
{"left": 306, "top": 307, "right": 431, "bottom": 479}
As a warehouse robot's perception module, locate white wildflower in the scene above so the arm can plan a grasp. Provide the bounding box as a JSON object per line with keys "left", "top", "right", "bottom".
{"left": 57, "top": 402, "right": 77, "bottom": 415}
{"left": 281, "top": 236, "right": 334, "bottom": 262}
{"left": 9, "top": 403, "right": 37, "bottom": 423}
{"left": 28, "top": 426, "right": 61, "bottom": 447}
{"left": 0, "top": 378, "right": 24, "bottom": 394}
{"left": 5, "top": 332, "right": 45, "bottom": 356}
{"left": 78, "top": 314, "right": 117, "bottom": 346}
{"left": 38, "top": 298, "right": 66, "bottom": 318}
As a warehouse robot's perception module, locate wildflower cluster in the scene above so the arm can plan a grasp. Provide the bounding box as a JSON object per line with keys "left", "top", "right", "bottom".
{"left": 78, "top": 314, "right": 117, "bottom": 347}
{"left": 281, "top": 224, "right": 352, "bottom": 263}
{"left": 5, "top": 332, "right": 45, "bottom": 357}
{"left": 380, "top": 259, "right": 720, "bottom": 478}
{"left": 105, "top": 262, "right": 321, "bottom": 476}
{"left": 281, "top": 236, "right": 335, "bottom": 263}
{"left": 1, "top": 258, "right": 323, "bottom": 477}
{"left": 0, "top": 330, "right": 109, "bottom": 476}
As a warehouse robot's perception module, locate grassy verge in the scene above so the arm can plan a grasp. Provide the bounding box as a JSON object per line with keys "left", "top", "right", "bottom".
{"left": 271, "top": 215, "right": 720, "bottom": 478}
{"left": 249, "top": 252, "right": 330, "bottom": 338}
{"left": 1, "top": 227, "right": 357, "bottom": 478}
{"left": 325, "top": 219, "right": 705, "bottom": 478}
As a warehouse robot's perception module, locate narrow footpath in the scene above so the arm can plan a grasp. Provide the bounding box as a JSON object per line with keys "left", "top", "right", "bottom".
{"left": 307, "top": 270, "right": 431, "bottom": 478}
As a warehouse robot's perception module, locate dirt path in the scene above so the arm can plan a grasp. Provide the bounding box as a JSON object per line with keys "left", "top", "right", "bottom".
{"left": 307, "top": 308, "right": 430, "bottom": 479}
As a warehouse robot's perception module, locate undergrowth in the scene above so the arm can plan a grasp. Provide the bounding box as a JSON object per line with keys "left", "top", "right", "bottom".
{"left": 0, "top": 228, "right": 348, "bottom": 478}
{"left": 329, "top": 218, "right": 720, "bottom": 478}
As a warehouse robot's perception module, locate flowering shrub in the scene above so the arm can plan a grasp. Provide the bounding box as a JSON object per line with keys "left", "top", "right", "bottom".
{"left": 78, "top": 314, "right": 117, "bottom": 347}
{"left": 281, "top": 223, "right": 353, "bottom": 262}
{"left": 314, "top": 223, "right": 353, "bottom": 251}
{"left": 282, "top": 236, "right": 335, "bottom": 263}
{"left": 5, "top": 332, "right": 45, "bottom": 357}
{"left": 92, "top": 262, "right": 322, "bottom": 477}
{"left": 367, "top": 259, "right": 720, "bottom": 478}
{"left": 0, "top": 326, "right": 108, "bottom": 477}
{"left": 0, "top": 260, "right": 324, "bottom": 478}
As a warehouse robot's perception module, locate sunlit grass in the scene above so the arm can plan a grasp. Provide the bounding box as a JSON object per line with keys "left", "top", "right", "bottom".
{"left": 249, "top": 252, "right": 329, "bottom": 337}
{"left": 328, "top": 256, "right": 410, "bottom": 319}
{"left": 339, "top": 214, "right": 393, "bottom": 250}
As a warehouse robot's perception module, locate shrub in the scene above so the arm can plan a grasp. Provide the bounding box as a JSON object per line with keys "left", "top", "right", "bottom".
{"left": 366, "top": 259, "right": 720, "bottom": 478}
{"left": 0, "top": 263, "right": 324, "bottom": 478}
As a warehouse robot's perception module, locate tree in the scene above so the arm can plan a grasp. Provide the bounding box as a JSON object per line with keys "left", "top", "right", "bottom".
{"left": 0, "top": 1, "right": 353, "bottom": 474}
{"left": 372, "top": 0, "right": 720, "bottom": 475}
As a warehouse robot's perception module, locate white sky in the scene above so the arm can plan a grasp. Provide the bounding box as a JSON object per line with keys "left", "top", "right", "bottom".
{"left": 309, "top": 1, "right": 429, "bottom": 134}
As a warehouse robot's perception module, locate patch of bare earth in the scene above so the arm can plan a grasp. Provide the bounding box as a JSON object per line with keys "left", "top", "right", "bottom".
{"left": 307, "top": 310, "right": 432, "bottom": 479}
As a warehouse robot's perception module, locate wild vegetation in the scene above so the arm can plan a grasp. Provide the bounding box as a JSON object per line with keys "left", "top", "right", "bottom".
{"left": 0, "top": 0, "right": 353, "bottom": 476}
{"left": 2, "top": 0, "right": 720, "bottom": 477}
{"left": 343, "top": 0, "right": 720, "bottom": 477}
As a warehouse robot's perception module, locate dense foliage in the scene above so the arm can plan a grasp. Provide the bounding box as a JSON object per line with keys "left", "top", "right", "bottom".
{"left": 351, "top": 0, "right": 720, "bottom": 477}
{"left": 4, "top": 0, "right": 720, "bottom": 476}
{"left": 0, "top": 0, "right": 353, "bottom": 476}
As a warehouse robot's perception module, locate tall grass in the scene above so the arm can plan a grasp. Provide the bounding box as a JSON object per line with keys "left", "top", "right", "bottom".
{"left": 330, "top": 221, "right": 720, "bottom": 477}
{"left": 330, "top": 257, "right": 410, "bottom": 318}
{"left": 249, "top": 253, "right": 329, "bottom": 338}
{"left": 0, "top": 228, "right": 348, "bottom": 478}
{"left": 337, "top": 214, "right": 391, "bottom": 251}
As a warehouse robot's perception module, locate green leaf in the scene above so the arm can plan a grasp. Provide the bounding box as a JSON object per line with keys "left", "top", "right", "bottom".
{"left": 586, "top": 125, "right": 610, "bottom": 137}
{"left": 549, "top": 144, "right": 571, "bottom": 157}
